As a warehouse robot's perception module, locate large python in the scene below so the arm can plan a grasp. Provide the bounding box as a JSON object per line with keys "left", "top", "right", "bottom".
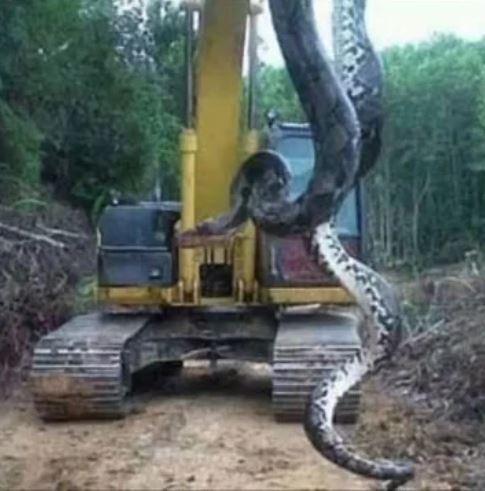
{"left": 178, "top": 0, "right": 414, "bottom": 488}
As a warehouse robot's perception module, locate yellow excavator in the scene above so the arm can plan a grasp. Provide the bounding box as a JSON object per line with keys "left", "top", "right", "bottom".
{"left": 30, "top": 0, "right": 365, "bottom": 423}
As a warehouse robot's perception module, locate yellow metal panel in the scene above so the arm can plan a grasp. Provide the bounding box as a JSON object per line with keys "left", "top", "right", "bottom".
{"left": 233, "top": 221, "right": 256, "bottom": 296}
{"left": 243, "top": 129, "right": 260, "bottom": 156}
{"left": 237, "top": 132, "right": 259, "bottom": 295}
{"left": 180, "top": 129, "right": 197, "bottom": 231}
{"left": 179, "top": 129, "right": 199, "bottom": 295}
{"left": 213, "top": 246, "right": 226, "bottom": 264}
{"left": 97, "top": 287, "right": 178, "bottom": 305}
{"left": 260, "top": 287, "right": 355, "bottom": 305}
{"left": 97, "top": 286, "right": 354, "bottom": 308}
{"left": 194, "top": 0, "right": 248, "bottom": 220}
{"left": 200, "top": 297, "right": 238, "bottom": 306}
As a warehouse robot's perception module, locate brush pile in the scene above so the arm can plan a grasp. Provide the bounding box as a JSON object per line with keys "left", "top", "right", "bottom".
{"left": 0, "top": 203, "right": 95, "bottom": 396}
{"left": 390, "top": 274, "right": 485, "bottom": 421}
{"left": 356, "top": 271, "right": 485, "bottom": 489}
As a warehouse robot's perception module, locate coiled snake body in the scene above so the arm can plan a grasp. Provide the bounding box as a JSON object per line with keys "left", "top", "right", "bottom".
{"left": 179, "top": 0, "right": 414, "bottom": 488}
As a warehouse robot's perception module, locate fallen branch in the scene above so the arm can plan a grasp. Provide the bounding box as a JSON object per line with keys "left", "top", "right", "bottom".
{"left": 37, "top": 223, "right": 88, "bottom": 239}
{"left": 0, "top": 222, "right": 67, "bottom": 249}
{"left": 401, "top": 319, "right": 445, "bottom": 349}
{"left": 0, "top": 236, "right": 17, "bottom": 250}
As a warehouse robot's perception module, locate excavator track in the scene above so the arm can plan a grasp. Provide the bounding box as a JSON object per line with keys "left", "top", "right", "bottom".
{"left": 30, "top": 313, "right": 150, "bottom": 421}
{"left": 272, "top": 309, "right": 362, "bottom": 423}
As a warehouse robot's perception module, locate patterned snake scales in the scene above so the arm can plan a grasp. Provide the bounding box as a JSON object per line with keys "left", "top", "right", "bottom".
{"left": 178, "top": 0, "right": 414, "bottom": 488}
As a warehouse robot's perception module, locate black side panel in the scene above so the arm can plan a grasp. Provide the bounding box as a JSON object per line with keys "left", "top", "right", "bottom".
{"left": 99, "top": 205, "right": 179, "bottom": 249}
{"left": 98, "top": 250, "right": 175, "bottom": 287}
{"left": 98, "top": 204, "right": 179, "bottom": 287}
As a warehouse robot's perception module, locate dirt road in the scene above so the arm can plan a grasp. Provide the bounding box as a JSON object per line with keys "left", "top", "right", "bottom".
{"left": 0, "top": 362, "right": 380, "bottom": 491}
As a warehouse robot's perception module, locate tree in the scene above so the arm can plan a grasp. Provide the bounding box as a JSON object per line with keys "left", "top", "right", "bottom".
{"left": 0, "top": 0, "right": 185, "bottom": 211}
{"left": 258, "top": 64, "right": 305, "bottom": 123}
{"left": 252, "top": 35, "right": 485, "bottom": 268}
{"left": 369, "top": 35, "right": 485, "bottom": 267}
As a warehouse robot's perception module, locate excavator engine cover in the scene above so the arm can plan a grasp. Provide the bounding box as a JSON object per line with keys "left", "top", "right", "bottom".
{"left": 98, "top": 203, "right": 180, "bottom": 287}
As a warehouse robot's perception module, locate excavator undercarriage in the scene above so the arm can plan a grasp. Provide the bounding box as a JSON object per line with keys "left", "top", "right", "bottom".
{"left": 32, "top": 308, "right": 361, "bottom": 422}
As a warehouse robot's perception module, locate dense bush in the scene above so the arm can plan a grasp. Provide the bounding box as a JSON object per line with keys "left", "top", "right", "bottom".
{"left": 0, "top": 203, "right": 95, "bottom": 395}
{"left": 0, "top": 0, "right": 184, "bottom": 212}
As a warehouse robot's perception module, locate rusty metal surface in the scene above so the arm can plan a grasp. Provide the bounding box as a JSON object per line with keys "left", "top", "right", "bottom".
{"left": 272, "top": 309, "right": 362, "bottom": 423}
{"left": 144, "top": 307, "right": 277, "bottom": 340}
{"left": 127, "top": 307, "right": 277, "bottom": 372}
{"left": 177, "top": 227, "right": 239, "bottom": 248}
{"left": 31, "top": 313, "right": 150, "bottom": 421}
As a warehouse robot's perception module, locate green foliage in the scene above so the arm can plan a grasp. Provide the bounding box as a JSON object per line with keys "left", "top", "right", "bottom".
{"left": 258, "top": 64, "right": 305, "bottom": 122}
{"left": 0, "top": 101, "right": 42, "bottom": 197}
{"left": 256, "top": 35, "right": 485, "bottom": 268}
{"left": 369, "top": 35, "right": 485, "bottom": 267}
{"left": 0, "top": 0, "right": 184, "bottom": 210}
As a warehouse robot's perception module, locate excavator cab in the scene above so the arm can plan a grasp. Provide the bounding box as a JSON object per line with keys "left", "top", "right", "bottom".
{"left": 31, "top": 0, "right": 363, "bottom": 423}
{"left": 260, "top": 122, "right": 365, "bottom": 288}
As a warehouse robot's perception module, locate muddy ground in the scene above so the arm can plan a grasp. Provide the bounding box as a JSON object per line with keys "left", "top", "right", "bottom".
{"left": 0, "top": 362, "right": 453, "bottom": 491}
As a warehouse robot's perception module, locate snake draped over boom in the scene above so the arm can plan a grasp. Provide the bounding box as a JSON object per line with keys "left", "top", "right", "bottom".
{"left": 178, "top": 0, "right": 414, "bottom": 488}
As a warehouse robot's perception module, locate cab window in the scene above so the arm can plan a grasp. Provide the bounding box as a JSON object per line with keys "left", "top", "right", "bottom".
{"left": 277, "top": 135, "right": 359, "bottom": 237}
